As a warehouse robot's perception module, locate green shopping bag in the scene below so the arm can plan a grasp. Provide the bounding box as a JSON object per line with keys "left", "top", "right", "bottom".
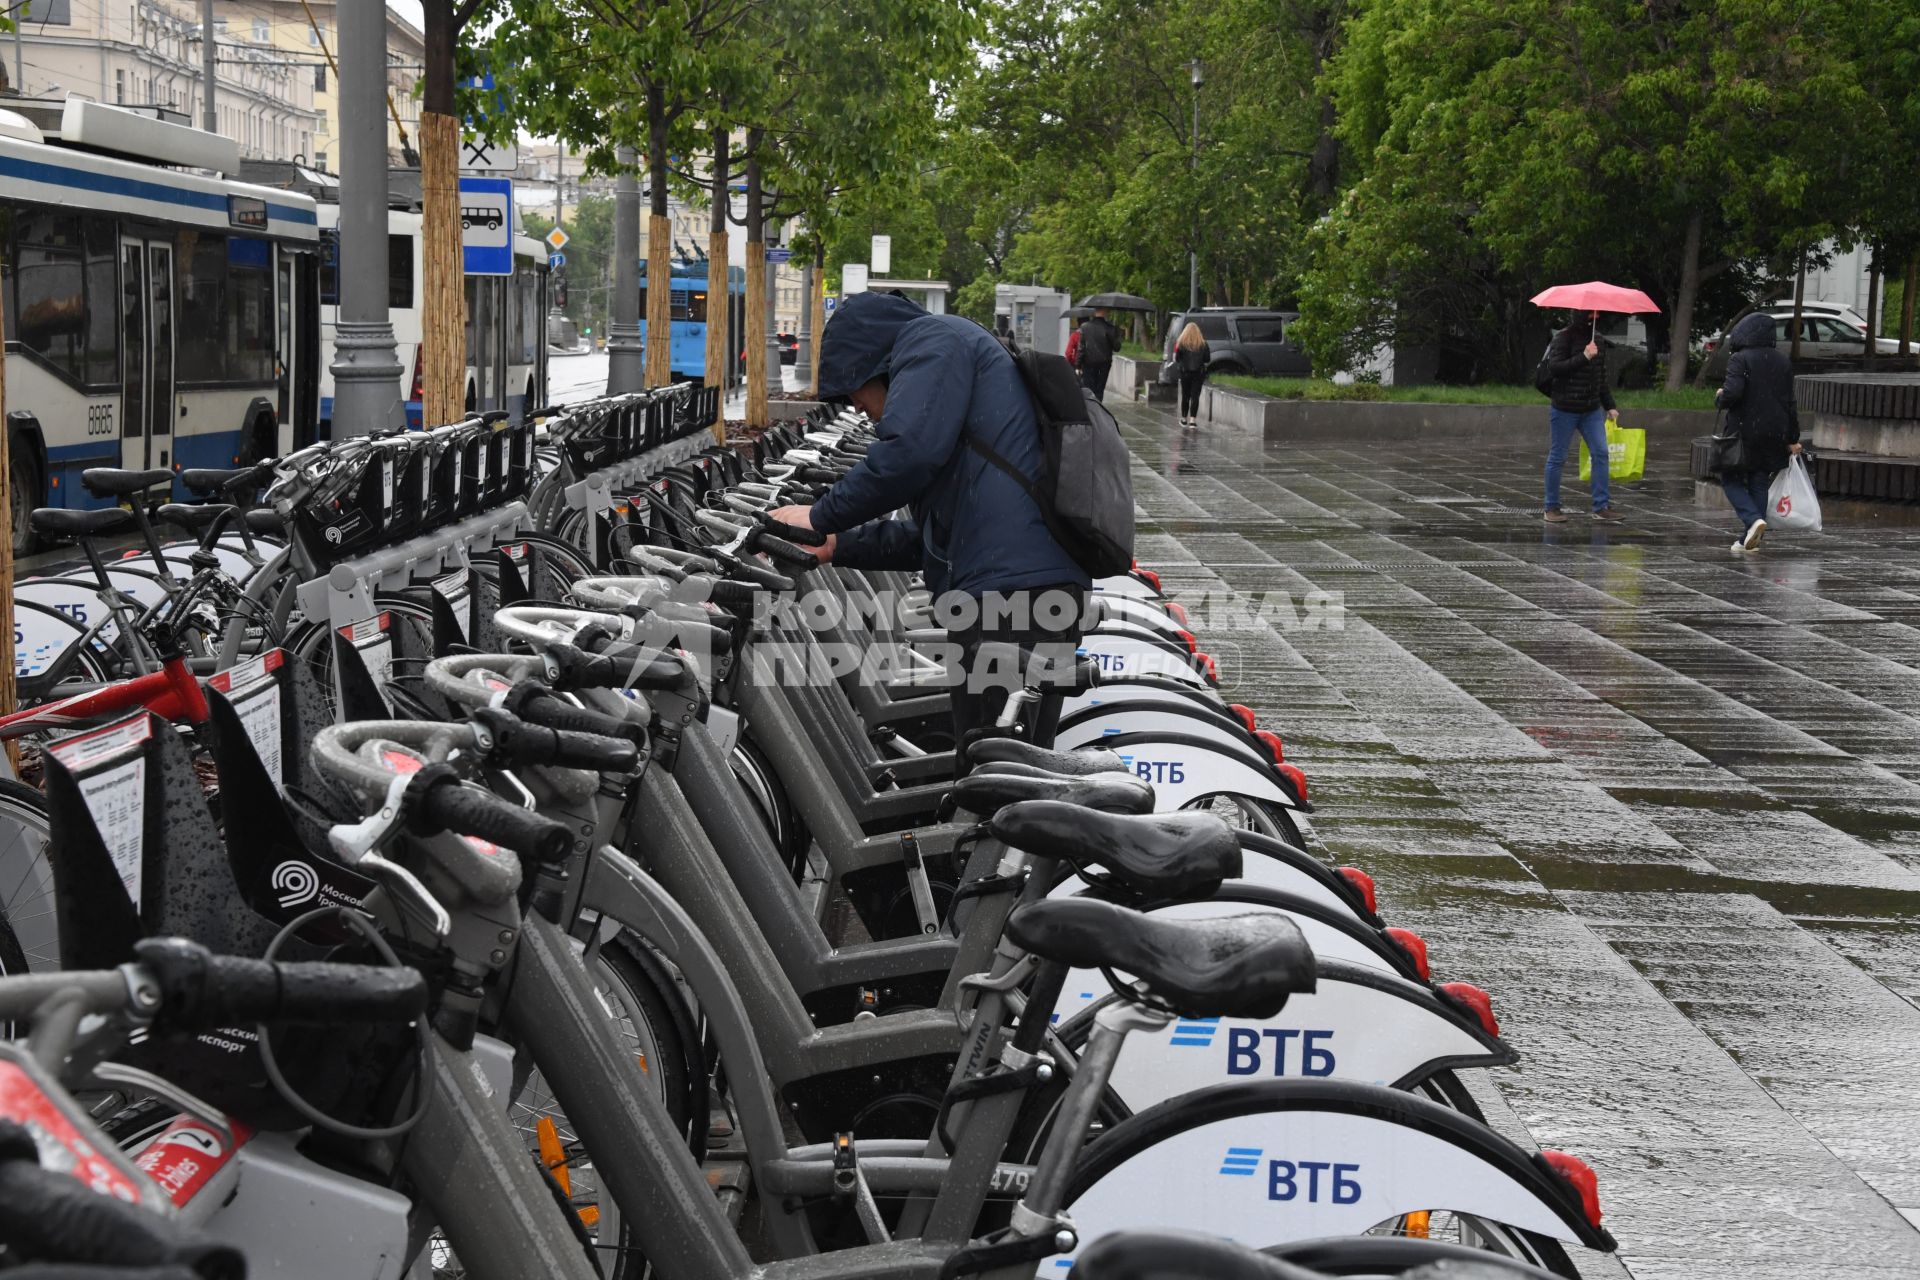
{"left": 1579, "top": 422, "right": 1647, "bottom": 483}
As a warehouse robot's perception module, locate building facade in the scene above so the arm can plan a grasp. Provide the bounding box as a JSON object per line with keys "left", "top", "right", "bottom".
{"left": 1, "top": 0, "right": 423, "bottom": 168}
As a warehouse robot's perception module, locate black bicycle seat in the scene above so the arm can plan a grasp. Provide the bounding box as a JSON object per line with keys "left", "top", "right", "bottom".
{"left": 989, "top": 802, "right": 1242, "bottom": 899}
{"left": 179, "top": 466, "right": 257, "bottom": 494}
{"left": 244, "top": 509, "right": 287, "bottom": 536}
{"left": 965, "top": 738, "right": 1125, "bottom": 776}
{"left": 157, "top": 502, "right": 231, "bottom": 531}
{"left": 81, "top": 466, "right": 173, "bottom": 498}
{"left": 30, "top": 506, "right": 137, "bottom": 539}
{"left": 952, "top": 769, "right": 1153, "bottom": 817}
{"left": 1005, "top": 896, "right": 1314, "bottom": 1019}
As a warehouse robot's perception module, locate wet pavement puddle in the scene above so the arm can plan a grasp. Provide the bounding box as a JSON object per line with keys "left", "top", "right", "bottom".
{"left": 1117, "top": 402, "right": 1920, "bottom": 1276}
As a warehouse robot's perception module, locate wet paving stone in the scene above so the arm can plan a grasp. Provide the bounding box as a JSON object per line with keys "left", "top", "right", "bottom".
{"left": 1117, "top": 403, "right": 1920, "bottom": 1276}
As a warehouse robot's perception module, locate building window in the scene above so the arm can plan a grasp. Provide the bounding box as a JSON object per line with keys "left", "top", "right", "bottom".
{"left": 115, "top": 70, "right": 125, "bottom": 103}
{"left": 308, "top": 20, "right": 326, "bottom": 46}
{"left": 314, "top": 150, "right": 327, "bottom": 170}
{"left": 314, "top": 65, "right": 326, "bottom": 92}
{"left": 317, "top": 109, "right": 328, "bottom": 134}
{"left": 252, "top": 17, "right": 269, "bottom": 42}
{"left": 34, "top": 0, "right": 71, "bottom": 24}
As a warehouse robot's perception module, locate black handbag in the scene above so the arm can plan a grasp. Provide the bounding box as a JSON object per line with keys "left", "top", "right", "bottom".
{"left": 1709, "top": 411, "right": 1748, "bottom": 474}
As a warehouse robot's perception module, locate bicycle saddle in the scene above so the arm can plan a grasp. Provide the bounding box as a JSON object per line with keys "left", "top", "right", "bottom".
{"left": 952, "top": 768, "right": 1153, "bottom": 816}
{"left": 1005, "top": 896, "right": 1314, "bottom": 1019}
{"left": 158, "top": 502, "right": 231, "bottom": 531}
{"left": 81, "top": 466, "right": 173, "bottom": 497}
{"left": 989, "top": 802, "right": 1241, "bottom": 899}
{"left": 964, "top": 738, "right": 1126, "bottom": 776}
{"left": 30, "top": 506, "right": 137, "bottom": 539}
{"left": 180, "top": 465, "right": 263, "bottom": 494}
{"left": 244, "top": 509, "right": 287, "bottom": 536}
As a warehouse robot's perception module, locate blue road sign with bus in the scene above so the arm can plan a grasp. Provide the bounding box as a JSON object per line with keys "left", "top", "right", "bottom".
{"left": 460, "top": 176, "right": 514, "bottom": 276}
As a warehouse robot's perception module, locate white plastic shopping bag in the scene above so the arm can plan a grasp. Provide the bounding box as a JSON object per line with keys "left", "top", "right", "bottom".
{"left": 1766, "top": 455, "right": 1822, "bottom": 532}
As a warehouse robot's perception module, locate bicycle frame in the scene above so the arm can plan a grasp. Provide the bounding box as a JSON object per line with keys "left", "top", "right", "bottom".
{"left": 0, "top": 651, "right": 209, "bottom": 741}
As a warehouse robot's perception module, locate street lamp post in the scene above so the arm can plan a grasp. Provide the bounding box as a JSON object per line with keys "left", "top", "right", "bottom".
{"left": 607, "top": 147, "right": 644, "bottom": 394}
{"left": 1189, "top": 58, "right": 1202, "bottom": 312}
{"left": 329, "top": 0, "right": 403, "bottom": 437}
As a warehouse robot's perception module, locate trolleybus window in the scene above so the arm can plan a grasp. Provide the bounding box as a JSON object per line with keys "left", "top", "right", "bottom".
{"left": 9, "top": 211, "right": 121, "bottom": 388}
{"left": 317, "top": 230, "right": 415, "bottom": 309}
{"left": 178, "top": 233, "right": 275, "bottom": 384}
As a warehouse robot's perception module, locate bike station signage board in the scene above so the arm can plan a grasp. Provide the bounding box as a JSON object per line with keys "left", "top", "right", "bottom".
{"left": 460, "top": 177, "right": 515, "bottom": 276}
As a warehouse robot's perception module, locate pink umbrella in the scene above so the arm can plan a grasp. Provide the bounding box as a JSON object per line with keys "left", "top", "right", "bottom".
{"left": 1530, "top": 282, "right": 1660, "bottom": 314}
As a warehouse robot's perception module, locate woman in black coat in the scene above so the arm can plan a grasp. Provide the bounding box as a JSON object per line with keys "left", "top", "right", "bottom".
{"left": 1172, "top": 321, "right": 1210, "bottom": 427}
{"left": 1715, "top": 311, "right": 1804, "bottom": 552}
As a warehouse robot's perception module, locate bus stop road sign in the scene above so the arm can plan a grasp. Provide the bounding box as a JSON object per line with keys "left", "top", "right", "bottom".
{"left": 460, "top": 177, "right": 514, "bottom": 276}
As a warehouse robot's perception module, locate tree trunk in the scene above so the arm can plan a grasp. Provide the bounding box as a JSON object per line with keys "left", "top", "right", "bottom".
{"left": 1901, "top": 248, "right": 1916, "bottom": 357}
{"left": 1863, "top": 247, "right": 1880, "bottom": 367}
{"left": 644, "top": 90, "right": 672, "bottom": 388}
{"left": 1790, "top": 247, "right": 1806, "bottom": 361}
{"left": 809, "top": 243, "right": 826, "bottom": 397}
{"left": 705, "top": 129, "right": 729, "bottom": 440}
{"left": 1664, "top": 211, "right": 1703, "bottom": 390}
{"left": 420, "top": 4, "right": 464, "bottom": 426}
{"left": 743, "top": 141, "right": 768, "bottom": 428}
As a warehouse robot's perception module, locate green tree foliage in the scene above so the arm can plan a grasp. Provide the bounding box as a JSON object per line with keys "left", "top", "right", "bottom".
{"left": 523, "top": 195, "right": 617, "bottom": 337}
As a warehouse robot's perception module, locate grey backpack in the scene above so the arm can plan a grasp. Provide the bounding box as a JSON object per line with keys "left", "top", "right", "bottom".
{"left": 966, "top": 339, "right": 1136, "bottom": 578}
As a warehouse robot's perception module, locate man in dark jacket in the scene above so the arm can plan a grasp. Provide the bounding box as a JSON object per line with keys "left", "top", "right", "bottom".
{"left": 1077, "top": 308, "right": 1120, "bottom": 401}
{"left": 768, "top": 292, "right": 1091, "bottom": 750}
{"left": 1542, "top": 315, "right": 1622, "bottom": 523}
{"left": 1716, "top": 311, "right": 1804, "bottom": 551}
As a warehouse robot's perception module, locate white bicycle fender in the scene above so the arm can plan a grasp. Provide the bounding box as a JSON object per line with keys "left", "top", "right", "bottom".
{"left": 1050, "top": 1080, "right": 1612, "bottom": 1274}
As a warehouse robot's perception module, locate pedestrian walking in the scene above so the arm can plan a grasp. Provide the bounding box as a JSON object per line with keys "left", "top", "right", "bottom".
{"left": 768, "top": 292, "right": 1091, "bottom": 754}
{"left": 1171, "top": 321, "right": 1210, "bottom": 427}
{"left": 1077, "top": 307, "right": 1119, "bottom": 401}
{"left": 1541, "top": 314, "right": 1622, "bottom": 523}
{"left": 1715, "top": 311, "right": 1804, "bottom": 552}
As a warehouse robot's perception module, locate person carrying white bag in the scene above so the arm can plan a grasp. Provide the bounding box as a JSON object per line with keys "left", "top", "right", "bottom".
{"left": 1714, "top": 312, "right": 1806, "bottom": 552}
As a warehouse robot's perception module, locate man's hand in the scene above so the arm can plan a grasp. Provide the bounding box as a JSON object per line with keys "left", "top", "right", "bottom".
{"left": 1584, "top": 341, "right": 1600, "bottom": 359}
{"left": 767, "top": 505, "right": 836, "bottom": 564}
{"left": 1789, "top": 442, "right": 1804, "bottom": 456}
{"left": 1606, "top": 408, "right": 1619, "bottom": 423}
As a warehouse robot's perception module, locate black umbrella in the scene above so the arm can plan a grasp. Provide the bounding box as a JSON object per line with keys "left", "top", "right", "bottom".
{"left": 1076, "top": 292, "right": 1155, "bottom": 312}
{"left": 1066, "top": 306, "right": 1095, "bottom": 320}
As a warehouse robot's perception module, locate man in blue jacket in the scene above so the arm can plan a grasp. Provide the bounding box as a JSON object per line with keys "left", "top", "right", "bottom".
{"left": 769, "top": 291, "right": 1091, "bottom": 751}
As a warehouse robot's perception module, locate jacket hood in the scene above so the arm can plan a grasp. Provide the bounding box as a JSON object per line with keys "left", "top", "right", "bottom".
{"left": 1730, "top": 311, "right": 1777, "bottom": 352}
{"left": 816, "top": 292, "right": 930, "bottom": 399}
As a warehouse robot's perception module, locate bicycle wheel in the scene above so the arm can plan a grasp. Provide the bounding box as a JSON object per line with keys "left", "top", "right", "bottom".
{"left": 0, "top": 779, "right": 57, "bottom": 973}
{"left": 286, "top": 594, "right": 437, "bottom": 725}
{"left": 1183, "top": 792, "right": 1305, "bottom": 847}
{"left": 503, "top": 935, "right": 705, "bottom": 1280}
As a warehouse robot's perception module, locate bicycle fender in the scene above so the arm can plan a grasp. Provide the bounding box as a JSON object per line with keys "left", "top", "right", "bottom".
{"left": 1076, "top": 635, "right": 1212, "bottom": 688}
{"left": 1054, "top": 706, "right": 1271, "bottom": 773}
{"left": 1056, "top": 958, "right": 1513, "bottom": 1112}
{"left": 1091, "top": 730, "right": 1306, "bottom": 812}
{"left": 1092, "top": 573, "right": 1162, "bottom": 599}
{"left": 1060, "top": 675, "right": 1229, "bottom": 718}
{"left": 1057, "top": 1080, "right": 1615, "bottom": 1274}
{"left": 1048, "top": 841, "right": 1363, "bottom": 924}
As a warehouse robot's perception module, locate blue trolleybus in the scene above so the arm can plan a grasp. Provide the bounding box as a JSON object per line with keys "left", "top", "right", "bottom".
{"left": 638, "top": 259, "right": 746, "bottom": 384}
{"left": 0, "top": 98, "right": 321, "bottom": 554}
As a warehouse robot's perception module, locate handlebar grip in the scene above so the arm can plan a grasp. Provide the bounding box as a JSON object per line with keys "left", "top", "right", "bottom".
{"left": 415, "top": 781, "right": 572, "bottom": 865}
{"left": 796, "top": 467, "right": 844, "bottom": 484}
{"left": 470, "top": 705, "right": 641, "bottom": 772}
{"left": 749, "top": 532, "right": 819, "bottom": 569}
{"left": 580, "top": 641, "right": 701, "bottom": 693}
{"left": 758, "top": 513, "right": 826, "bottom": 546}
{"left": 708, "top": 579, "right": 766, "bottom": 610}
{"left": 132, "top": 939, "right": 428, "bottom": 1028}
{"left": 717, "top": 556, "right": 796, "bottom": 593}
{"left": 504, "top": 685, "right": 645, "bottom": 744}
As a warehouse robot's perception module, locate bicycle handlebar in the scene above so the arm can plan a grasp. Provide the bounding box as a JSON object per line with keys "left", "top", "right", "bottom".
{"left": 410, "top": 773, "right": 572, "bottom": 866}
{"left": 503, "top": 684, "right": 646, "bottom": 744}
{"left": 758, "top": 513, "right": 826, "bottom": 547}
{"left": 131, "top": 938, "right": 428, "bottom": 1029}
{"left": 468, "top": 705, "right": 641, "bottom": 773}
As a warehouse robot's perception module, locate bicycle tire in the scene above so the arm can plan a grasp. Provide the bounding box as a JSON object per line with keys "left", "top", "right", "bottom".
{"left": 287, "top": 594, "right": 437, "bottom": 725}
{"left": 1184, "top": 792, "right": 1305, "bottom": 847}
{"left": 506, "top": 933, "right": 704, "bottom": 1280}
{"left": 0, "top": 779, "right": 57, "bottom": 974}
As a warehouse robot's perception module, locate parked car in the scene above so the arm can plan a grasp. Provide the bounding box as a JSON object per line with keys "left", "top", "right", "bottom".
{"left": 777, "top": 332, "right": 798, "bottom": 365}
{"left": 1766, "top": 298, "right": 1869, "bottom": 330}
{"left": 1702, "top": 308, "right": 1900, "bottom": 380}
{"left": 1160, "top": 308, "right": 1311, "bottom": 378}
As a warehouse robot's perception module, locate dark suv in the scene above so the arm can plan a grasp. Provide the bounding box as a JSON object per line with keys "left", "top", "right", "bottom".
{"left": 1161, "top": 308, "right": 1311, "bottom": 377}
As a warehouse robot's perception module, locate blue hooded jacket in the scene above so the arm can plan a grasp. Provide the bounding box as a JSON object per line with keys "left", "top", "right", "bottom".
{"left": 809, "top": 293, "right": 1089, "bottom": 599}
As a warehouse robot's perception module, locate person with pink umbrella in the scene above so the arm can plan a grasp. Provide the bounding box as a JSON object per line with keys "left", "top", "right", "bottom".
{"left": 1531, "top": 282, "right": 1659, "bottom": 524}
